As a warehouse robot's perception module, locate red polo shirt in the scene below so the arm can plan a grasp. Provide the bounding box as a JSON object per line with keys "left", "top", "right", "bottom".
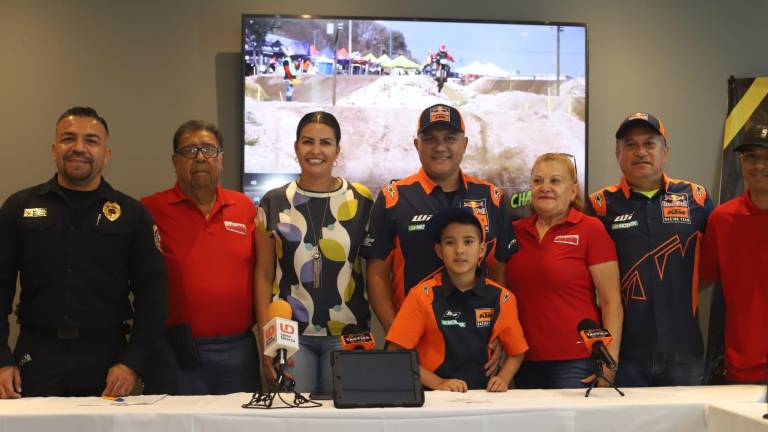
{"left": 700, "top": 190, "right": 768, "bottom": 383}
{"left": 505, "top": 208, "right": 617, "bottom": 361}
{"left": 141, "top": 184, "right": 257, "bottom": 337}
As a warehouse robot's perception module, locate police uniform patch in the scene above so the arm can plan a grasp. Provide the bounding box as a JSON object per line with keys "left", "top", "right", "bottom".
{"left": 102, "top": 201, "right": 121, "bottom": 222}
{"left": 23, "top": 208, "right": 47, "bottom": 218}
{"left": 152, "top": 224, "right": 163, "bottom": 253}
{"left": 661, "top": 193, "right": 691, "bottom": 224}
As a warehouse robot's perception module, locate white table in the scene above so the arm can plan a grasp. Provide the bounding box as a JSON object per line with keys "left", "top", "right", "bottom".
{"left": 707, "top": 402, "right": 768, "bottom": 432}
{"left": 0, "top": 385, "right": 764, "bottom": 432}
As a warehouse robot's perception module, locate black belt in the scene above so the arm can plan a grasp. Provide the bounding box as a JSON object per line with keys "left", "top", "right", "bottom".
{"left": 21, "top": 324, "right": 129, "bottom": 340}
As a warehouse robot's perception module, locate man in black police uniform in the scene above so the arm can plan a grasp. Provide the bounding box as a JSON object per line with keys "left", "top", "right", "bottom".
{"left": 0, "top": 107, "right": 167, "bottom": 398}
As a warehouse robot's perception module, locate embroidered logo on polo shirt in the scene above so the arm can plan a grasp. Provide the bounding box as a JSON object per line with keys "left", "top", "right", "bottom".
{"left": 409, "top": 214, "right": 432, "bottom": 231}
{"left": 613, "top": 213, "right": 634, "bottom": 222}
{"left": 463, "top": 199, "right": 489, "bottom": 232}
{"left": 554, "top": 234, "right": 579, "bottom": 246}
{"left": 492, "top": 185, "right": 502, "bottom": 203}
{"left": 594, "top": 193, "right": 604, "bottom": 210}
{"left": 612, "top": 220, "right": 639, "bottom": 230}
{"left": 23, "top": 208, "right": 47, "bottom": 218}
{"left": 385, "top": 184, "right": 396, "bottom": 199}
{"left": 152, "top": 224, "right": 163, "bottom": 253}
{"left": 224, "top": 220, "right": 247, "bottom": 235}
{"left": 362, "top": 235, "right": 374, "bottom": 247}
{"left": 440, "top": 310, "right": 466, "bottom": 328}
{"left": 502, "top": 291, "right": 510, "bottom": 303}
{"left": 611, "top": 212, "right": 639, "bottom": 230}
{"left": 475, "top": 308, "right": 494, "bottom": 328}
{"left": 661, "top": 193, "right": 691, "bottom": 224}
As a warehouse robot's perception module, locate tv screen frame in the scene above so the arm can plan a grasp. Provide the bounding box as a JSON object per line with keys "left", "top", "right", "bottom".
{"left": 240, "top": 14, "right": 588, "bottom": 215}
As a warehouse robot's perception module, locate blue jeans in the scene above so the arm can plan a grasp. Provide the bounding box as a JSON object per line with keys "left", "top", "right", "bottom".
{"left": 615, "top": 352, "right": 704, "bottom": 387}
{"left": 143, "top": 330, "right": 261, "bottom": 395}
{"left": 286, "top": 335, "right": 342, "bottom": 394}
{"left": 514, "top": 358, "right": 593, "bottom": 389}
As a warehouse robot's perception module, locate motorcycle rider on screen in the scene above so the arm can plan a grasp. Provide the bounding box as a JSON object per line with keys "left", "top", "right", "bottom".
{"left": 432, "top": 44, "right": 455, "bottom": 93}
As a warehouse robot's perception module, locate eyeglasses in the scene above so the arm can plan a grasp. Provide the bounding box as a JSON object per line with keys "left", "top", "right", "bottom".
{"left": 175, "top": 145, "right": 222, "bottom": 159}
{"left": 555, "top": 152, "right": 578, "bottom": 179}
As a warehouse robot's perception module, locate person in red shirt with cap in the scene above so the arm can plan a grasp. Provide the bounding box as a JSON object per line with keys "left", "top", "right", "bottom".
{"left": 700, "top": 122, "right": 768, "bottom": 384}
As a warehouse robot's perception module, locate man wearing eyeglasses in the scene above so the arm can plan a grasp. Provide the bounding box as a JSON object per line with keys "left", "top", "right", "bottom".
{"left": 588, "top": 113, "right": 713, "bottom": 387}
{"left": 0, "top": 106, "right": 167, "bottom": 398}
{"left": 140, "top": 120, "right": 260, "bottom": 395}
{"left": 700, "top": 123, "right": 768, "bottom": 384}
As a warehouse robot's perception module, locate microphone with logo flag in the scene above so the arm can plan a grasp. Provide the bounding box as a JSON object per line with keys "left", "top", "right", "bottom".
{"left": 263, "top": 300, "right": 299, "bottom": 378}
{"left": 243, "top": 300, "right": 320, "bottom": 409}
{"left": 577, "top": 319, "right": 624, "bottom": 397}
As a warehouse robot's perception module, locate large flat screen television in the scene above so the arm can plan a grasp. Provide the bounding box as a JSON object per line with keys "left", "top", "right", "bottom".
{"left": 242, "top": 15, "right": 587, "bottom": 214}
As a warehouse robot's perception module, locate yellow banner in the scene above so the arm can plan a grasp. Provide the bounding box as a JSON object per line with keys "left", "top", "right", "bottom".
{"left": 723, "top": 77, "right": 768, "bottom": 150}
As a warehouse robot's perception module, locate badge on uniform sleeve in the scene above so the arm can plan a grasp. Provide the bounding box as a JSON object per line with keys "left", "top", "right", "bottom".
{"left": 152, "top": 224, "right": 163, "bottom": 253}
{"left": 102, "top": 201, "right": 121, "bottom": 222}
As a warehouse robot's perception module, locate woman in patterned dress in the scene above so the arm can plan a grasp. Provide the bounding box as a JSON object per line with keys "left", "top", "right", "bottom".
{"left": 255, "top": 111, "right": 374, "bottom": 394}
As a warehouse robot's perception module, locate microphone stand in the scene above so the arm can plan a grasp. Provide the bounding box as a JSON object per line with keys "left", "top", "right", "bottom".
{"left": 242, "top": 351, "right": 321, "bottom": 409}
{"left": 584, "top": 356, "right": 625, "bottom": 398}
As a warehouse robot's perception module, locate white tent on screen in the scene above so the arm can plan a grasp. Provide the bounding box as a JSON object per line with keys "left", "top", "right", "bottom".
{"left": 456, "top": 62, "right": 511, "bottom": 78}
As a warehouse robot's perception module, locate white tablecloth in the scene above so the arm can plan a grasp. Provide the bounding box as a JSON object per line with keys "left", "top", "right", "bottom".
{"left": 707, "top": 402, "right": 768, "bottom": 432}
{"left": 0, "top": 385, "right": 764, "bottom": 432}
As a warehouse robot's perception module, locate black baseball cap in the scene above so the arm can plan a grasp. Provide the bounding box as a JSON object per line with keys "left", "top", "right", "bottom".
{"left": 417, "top": 104, "right": 465, "bottom": 134}
{"left": 615, "top": 112, "right": 668, "bottom": 140}
{"left": 733, "top": 123, "right": 768, "bottom": 152}
{"left": 426, "top": 207, "right": 484, "bottom": 244}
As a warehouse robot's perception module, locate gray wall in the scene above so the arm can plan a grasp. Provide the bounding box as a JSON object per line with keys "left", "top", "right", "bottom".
{"left": 2, "top": 0, "right": 767, "bottom": 346}
{"left": 3, "top": 0, "right": 768, "bottom": 201}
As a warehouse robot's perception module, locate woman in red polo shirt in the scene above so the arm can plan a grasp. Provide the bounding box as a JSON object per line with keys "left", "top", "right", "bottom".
{"left": 254, "top": 111, "right": 374, "bottom": 395}
{"left": 505, "top": 153, "right": 623, "bottom": 389}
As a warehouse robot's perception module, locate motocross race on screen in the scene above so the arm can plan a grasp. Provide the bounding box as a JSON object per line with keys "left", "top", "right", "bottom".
{"left": 242, "top": 16, "right": 587, "bottom": 210}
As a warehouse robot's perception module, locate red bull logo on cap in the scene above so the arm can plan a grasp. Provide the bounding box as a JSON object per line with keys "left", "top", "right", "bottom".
{"left": 430, "top": 105, "right": 451, "bottom": 123}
